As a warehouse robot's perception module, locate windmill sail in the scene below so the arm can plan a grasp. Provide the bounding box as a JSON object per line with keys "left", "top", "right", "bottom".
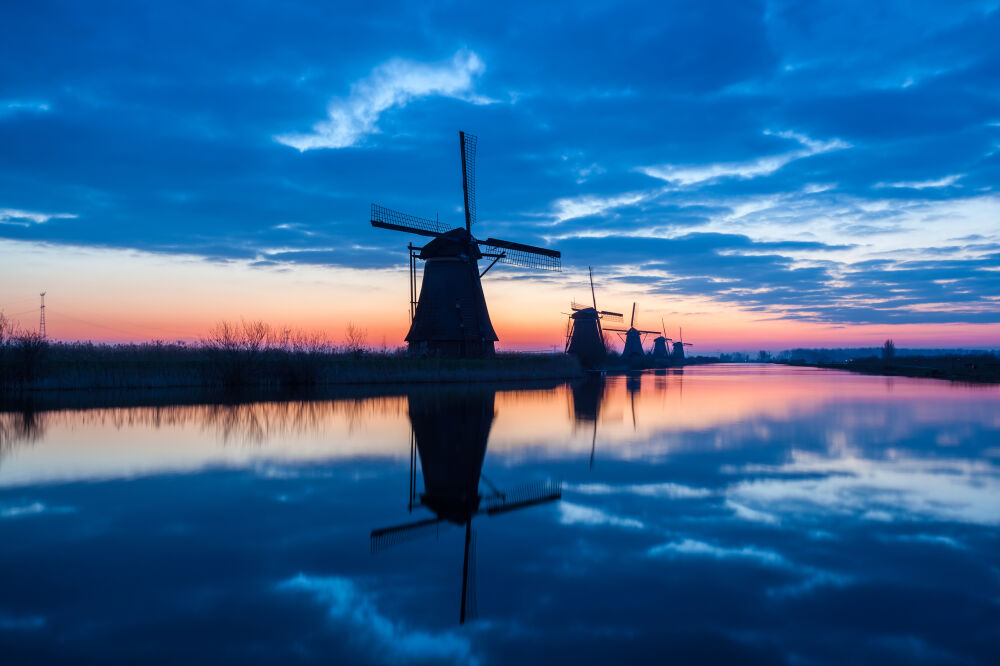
{"left": 481, "top": 480, "right": 562, "bottom": 515}
{"left": 478, "top": 237, "right": 561, "bottom": 271}
{"left": 371, "top": 204, "right": 443, "bottom": 237}
{"left": 460, "top": 131, "right": 477, "bottom": 230}
{"left": 370, "top": 516, "right": 445, "bottom": 553}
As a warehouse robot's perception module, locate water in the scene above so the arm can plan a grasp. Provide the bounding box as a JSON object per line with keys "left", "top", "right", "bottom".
{"left": 1, "top": 365, "right": 998, "bottom": 664}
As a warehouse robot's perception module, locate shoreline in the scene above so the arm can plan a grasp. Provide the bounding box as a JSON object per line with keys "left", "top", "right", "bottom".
{"left": 773, "top": 356, "right": 1000, "bottom": 384}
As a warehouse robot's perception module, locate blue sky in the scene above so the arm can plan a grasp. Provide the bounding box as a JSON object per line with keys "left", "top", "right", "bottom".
{"left": 1, "top": 0, "right": 999, "bottom": 338}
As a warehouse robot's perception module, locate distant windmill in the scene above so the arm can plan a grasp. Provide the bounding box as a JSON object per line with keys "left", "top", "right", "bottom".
{"left": 651, "top": 317, "right": 673, "bottom": 367}
{"left": 672, "top": 327, "right": 693, "bottom": 362}
{"left": 565, "top": 267, "right": 623, "bottom": 369}
{"left": 605, "top": 303, "right": 659, "bottom": 367}
{"left": 370, "top": 131, "right": 561, "bottom": 357}
{"left": 370, "top": 389, "right": 561, "bottom": 624}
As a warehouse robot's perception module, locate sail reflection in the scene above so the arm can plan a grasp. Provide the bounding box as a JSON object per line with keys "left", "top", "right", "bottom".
{"left": 371, "top": 388, "right": 561, "bottom": 624}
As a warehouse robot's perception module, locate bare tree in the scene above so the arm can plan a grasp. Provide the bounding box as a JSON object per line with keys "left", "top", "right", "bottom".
{"left": 882, "top": 339, "right": 896, "bottom": 361}
{"left": 344, "top": 323, "right": 368, "bottom": 357}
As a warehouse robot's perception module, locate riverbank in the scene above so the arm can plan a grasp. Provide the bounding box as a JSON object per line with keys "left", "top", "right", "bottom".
{"left": 775, "top": 353, "right": 1000, "bottom": 383}
{"left": 0, "top": 341, "right": 583, "bottom": 397}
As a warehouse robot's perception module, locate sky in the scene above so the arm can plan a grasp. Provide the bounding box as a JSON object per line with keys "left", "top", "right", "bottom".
{"left": 1, "top": 0, "right": 999, "bottom": 351}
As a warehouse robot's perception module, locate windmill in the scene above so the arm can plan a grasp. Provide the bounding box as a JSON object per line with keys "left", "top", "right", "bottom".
{"left": 370, "top": 389, "right": 561, "bottom": 624}
{"left": 672, "top": 327, "right": 693, "bottom": 362}
{"left": 651, "top": 318, "right": 674, "bottom": 367}
{"left": 565, "top": 267, "right": 623, "bottom": 369}
{"left": 605, "top": 303, "right": 659, "bottom": 367}
{"left": 371, "top": 131, "right": 561, "bottom": 357}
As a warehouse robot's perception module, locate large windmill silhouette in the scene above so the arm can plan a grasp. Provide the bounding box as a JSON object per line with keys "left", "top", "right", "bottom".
{"left": 370, "top": 389, "right": 561, "bottom": 624}
{"left": 371, "top": 131, "right": 561, "bottom": 357}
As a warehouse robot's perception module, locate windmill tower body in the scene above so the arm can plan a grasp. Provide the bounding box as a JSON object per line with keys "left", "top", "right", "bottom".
{"left": 622, "top": 328, "right": 645, "bottom": 361}
{"left": 652, "top": 337, "right": 670, "bottom": 363}
{"left": 567, "top": 308, "right": 604, "bottom": 368}
{"left": 406, "top": 229, "right": 498, "bottom": 357}
{"left": 370, "top": 132, "right": 560, "bottom": 358}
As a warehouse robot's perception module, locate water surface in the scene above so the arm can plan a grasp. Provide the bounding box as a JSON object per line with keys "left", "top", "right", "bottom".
{"left": 2, "top": 365, "right": 999, "bottom": 664}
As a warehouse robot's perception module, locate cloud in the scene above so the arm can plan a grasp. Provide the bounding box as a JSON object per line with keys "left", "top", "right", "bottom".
{"left": 0, "top": 100, "right": 50, "bottom": 119}
{"left": 275, "top": 50, "right": 490, "bottom": 151}
{"left": 874, "top": 174, "right": 964, "bottom": 189}
{"left": 277, "top": 574, "right": 475, "bottom": 664}
{"left": 0, "top": 501, "right": 75, "bottom": 519}
{"left": 570, "top": 482, "right": 712, "bottom": 499}
{"left": 648, "top": 538, "right": 785, "bottom": 565}
{"left": 638, "top": 130, "right": 850, "bottom": 186}
{"left": 558, "top": 501, "right": 645, "bottom": 529}
{"left": 726, "top": 500, "right": 780, "bottom": 525}
{"left": 549, "top": 191, "right": 654, "bottom": 224}
{"left": 0, "top": 208, "right": 77, "bottom": 227}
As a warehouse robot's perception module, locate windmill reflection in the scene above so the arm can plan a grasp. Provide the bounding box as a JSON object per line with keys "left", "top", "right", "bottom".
{"left": 570, "top": 375, "right": 606, "bottom": 469}
{"left": 370, "top": 388, "right": 561, "bottom": 624}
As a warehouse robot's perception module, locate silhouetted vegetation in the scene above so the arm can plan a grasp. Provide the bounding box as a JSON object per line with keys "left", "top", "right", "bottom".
{"left": 0, "top": 317, "right": 582, "bottom": 395}
{"left": 776, "top": 349, "right": 1000, "bottom": 383}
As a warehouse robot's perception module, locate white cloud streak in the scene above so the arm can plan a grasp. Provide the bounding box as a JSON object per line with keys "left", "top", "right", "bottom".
{"left": 276, "top": 50, "right": 491, "bottom": 151}
{"left": 874, "top": 174, "right": 964, "bottom": 189}
{"left": 0, "top": 208, "right": 77, "bottom": 227}
{"left": 639, "top": 130, "right": 849, "bottom": 186}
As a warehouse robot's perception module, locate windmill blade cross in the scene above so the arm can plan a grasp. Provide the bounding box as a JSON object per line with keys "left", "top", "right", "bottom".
{"left": 478, "top": 237, "right": 561, "bottom": 271}
{"left": 371, "top": 204, "right": 444, "bottom": 238}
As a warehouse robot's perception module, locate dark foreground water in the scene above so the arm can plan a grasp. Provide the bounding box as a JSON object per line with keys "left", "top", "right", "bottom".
{"left": 1, "top": 365, "right": 998, "bottom": 665}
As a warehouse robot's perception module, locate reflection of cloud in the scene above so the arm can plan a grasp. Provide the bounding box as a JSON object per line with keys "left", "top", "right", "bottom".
{"left": 277, "top": 574, "right": 475, "bottom": 664}
{"left": 727, "top": 453, "right": 1000, "bottom": 526}
{"left": 0, "top": 501, "right": 75, "bottom": 519}
{"left": 276, "top": 50, "right": 490, "bottom": 151}
{"left": 726, "top": 500, "right": 780, "bottom": 525}
{"left": 558, "top": 502, "right": 645, "bottom": 530}
{"left": 570, "top": 482, "right": 712, "bottom": 499}
{"left": 884, "top": 534, "right": 966, "bottom": 549}
{"left": 648, "top": 538, "right": 784, "bottom": 565}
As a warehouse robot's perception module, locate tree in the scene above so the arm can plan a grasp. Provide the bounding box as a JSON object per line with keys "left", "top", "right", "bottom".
{"left": 344, "top": 323, "right": 368, "bottom": 358}
{"left": 882, "top": 339, "right": 896, "bottom": 361}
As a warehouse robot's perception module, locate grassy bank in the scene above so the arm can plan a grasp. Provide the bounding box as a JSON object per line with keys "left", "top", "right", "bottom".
{"left": 0, "top": 341, "right": 583, "bottom": 395}
{"left": 776, "top": 353, "right": 1000, "bottom": 383}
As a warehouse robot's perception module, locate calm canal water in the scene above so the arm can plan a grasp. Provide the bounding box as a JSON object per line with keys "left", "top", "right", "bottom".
{"left": 1, "top": 365, "right": 999, "bottom": 665}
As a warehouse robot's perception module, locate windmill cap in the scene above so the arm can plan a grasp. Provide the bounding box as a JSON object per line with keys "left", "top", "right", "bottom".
{"left": 420, "top": 227, "right": 481, "bottom": 260}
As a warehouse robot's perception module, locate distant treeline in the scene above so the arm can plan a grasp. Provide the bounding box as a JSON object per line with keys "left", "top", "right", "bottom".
{"left": 771, "top": 340, "right": 1000, "bottom": 382}
{"left": 774, "top": 347, "right": 998, "bottom": 363}
{"left": 0, "top": 317, "right": 581, "bottom": 394}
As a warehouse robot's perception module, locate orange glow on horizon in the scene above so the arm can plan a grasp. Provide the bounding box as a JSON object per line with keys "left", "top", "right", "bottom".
{"left": 2, "top": 240, "right": 998, "bottom": 351}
